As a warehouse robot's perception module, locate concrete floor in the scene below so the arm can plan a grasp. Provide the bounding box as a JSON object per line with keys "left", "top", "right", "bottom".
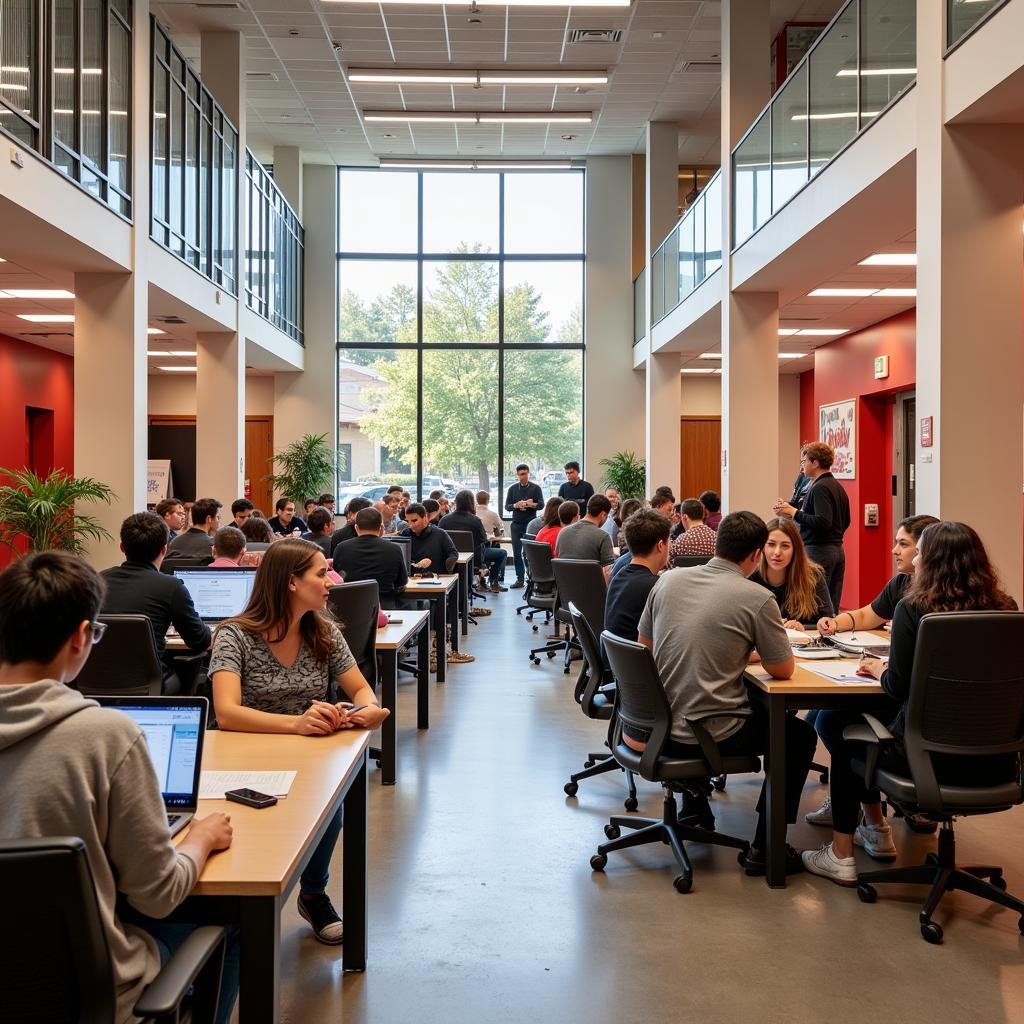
{"left": 274, "top": 594, "right": 1024, "bottom": 1024}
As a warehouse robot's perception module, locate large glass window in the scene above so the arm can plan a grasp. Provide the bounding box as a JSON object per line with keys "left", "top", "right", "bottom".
{"left": 337, "top": 168, "right": 585, "bottom": 506}
{"left": 0, "top": 0, "right": 38, "bottom": 148}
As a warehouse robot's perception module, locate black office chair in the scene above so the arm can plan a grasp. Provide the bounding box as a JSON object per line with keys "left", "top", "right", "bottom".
{"left": 591, "top": 632, "right": 759, "bottom": 893}
{"left": 847, "top": 611, "right": 1024, "bottom": 944}
{"left": 671, "top": 555, "right": 713, "bottom": 569}
{"left": 521, "top": 539, "right": 568, "bottom": 665}
{"left": 445, "top": 529, "right": 488, "bottom": 621}
{"left": 563, "top": 604, "right": 638, "bottom": 812}
{"left": 552, "top": 557, "right": 606, "bottom": 677}
{"left": 160, "top": 554, "right": 213, "bottom": 574}
{"left": 0, "top": 836, "right": 226, "bottom": 1023}
{"left": 75, "top": 615, "right": 164, "bottom": 697}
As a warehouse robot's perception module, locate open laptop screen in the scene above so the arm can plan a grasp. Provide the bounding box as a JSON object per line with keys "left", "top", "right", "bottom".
{"left": 173, "top": 567, "right": 256, "bottom": 621}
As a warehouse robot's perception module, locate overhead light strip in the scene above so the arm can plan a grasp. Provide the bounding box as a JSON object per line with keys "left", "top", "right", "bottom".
{"left": 350, "top": 68, "right": 608, "bottom": 86}
{"left": 379, "top": 159, "right": 574, "bottom": 170}
{"left": 364, "top": 110, "right": 593, "bottom": 124}
{"left": 329, "top": 0, "right": 630, "bottom": 6}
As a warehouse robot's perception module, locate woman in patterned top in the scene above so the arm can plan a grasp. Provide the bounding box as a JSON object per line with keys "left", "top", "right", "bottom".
{"left": 210, "top": 539, "right": 388, "bottom": 945}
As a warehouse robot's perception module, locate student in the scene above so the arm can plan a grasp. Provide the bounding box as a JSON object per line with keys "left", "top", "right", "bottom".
{"left": 558, "top": 460, "right": 595, "bottom": 515}
{"left": 332, "top": 506, "right": 409, "bottom": 607}
{"left": 555, "top": 493, "right": 615, "bottom": 580}
{"left": 209, "top": 525, "right": 248, "bottom": 567}
{"left": 301, "top": 507, "right": 334, "bottom": 556}
{"left": 699, "top": 490, "right": 722, "bottom": 531}
{"left": 537, "top": 499, "right": 576, "bottom": 549}
{"left": 268, "top": 497, "right": 307, "bottom": 537}
{"left": 439, "top": 490, "right": 507, "bottom": 593}
{"left": 421, "top": 498, "right": 442, "bottom": 525}
{"left": 429, "top": 490, "right": 452, "bottom": 517}
{"left": 0, "top": 551, "right": 238, "bottom": 1024}
{"left": 505, "top": 464, "right": 544, "bottom": 588}
{"left": 636, "top": 512, "right": 816, "bottom": 874}
{"left": 601, "top": 489, "right": 620, "bottom": 541}
{"left": 607, "top": 496, "right": 643, "bottom": 555}
{"left": 330, "top": 497, "right": 372, "bottom": 556}
{"left": 475, "top": 490, "right": 503, "bottom": 539}
{"left": 317, "top": 494, "right": 336, "bottom": 514}
{"left": 101, "top": 513, "right": 211, "bottom": 687}
{"left": 748, "top": 517, "right": 833, "bottom": 629}
{"left": 241, "top": 516, "right": 274, "bottom": 545}
{"left": 210, "top": 540, "right": 388, "bottom": 942}
{"left": 649, "top": 488, "right": 675, "bottom": 518}
{"left": 304, "top": 498, "right": 318, "bottom": 518}
{"left": 229, "top": 498, "right": 254, "bottom": 529}
{"left": 527, "top": 496, "right": 562, "bottom": 538}
{"left": 375, "top": 496, "right": 399, "bottom": 534}
{"left": 802, "top": 522, "right": 1017, "bottom": 885}
{"left": 155, "top": 496, "right": 187, "bottom": 541}
{"left": 669, "top": 498, "right": 717, "bottom": 559}
{"left": 167, "top": 497, "right": 221, "bottom": 558}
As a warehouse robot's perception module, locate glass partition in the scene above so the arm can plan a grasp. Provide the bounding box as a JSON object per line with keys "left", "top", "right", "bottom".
{"left": 948, "top": 0, "right": 1008, "bottom": 48}
{"left": 733, "top": 110, "right": 771, "bottom": 247}
{"left": 633, "top": 267, "right": 646, "bottom": 345}
{"left": 860, "top": 0, "right": 916, "bottom": 123}
{"left": 0, "top": 0, "right": 38, "bottom": 148}
{"left": 771, "top": 63, "right": 808, "bottom": 212}
{"left": 808, "top": 2, "right": 858, "bottom": 177}
{"left": 245, "top": 151, "right": 304, "bottom": 343}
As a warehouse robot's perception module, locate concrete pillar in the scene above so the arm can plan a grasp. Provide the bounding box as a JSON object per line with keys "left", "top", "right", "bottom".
{"left": 272, "top": 145, "right": 303, "bottom": 218}
{"left": 584, "top": 156, "right": 644, "bottom": 487}
{"left": 915, "top": 0, "right": 1024, "bottom": 603}
{"left": 720, "top": 0, "right": 776, "bottom": 516}
{"left": 644, "top": 122, "right": 681, "bottom": 496}
{"left": 195, "top": 332, "right": 245, "bottom": 505}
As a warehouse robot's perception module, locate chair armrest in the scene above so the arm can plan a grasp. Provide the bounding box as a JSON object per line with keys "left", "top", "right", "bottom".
{"left": 133, "top": 926, "right": 226, "bottom": 1020}
{"left": 683, "top": 708, "right": 753, "bottom": 776}
{"left": 843, "top": 714, "right": 896, "bottom": 789}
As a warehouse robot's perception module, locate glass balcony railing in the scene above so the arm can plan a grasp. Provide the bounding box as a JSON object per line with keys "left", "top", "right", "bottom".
{"left": 633, "top": 267, "right": 646, "bottom": 344}
{"left": 947, "top": 0, "right": 1009, "bottom": 49}
{"left": 648, "top": 169, "right": 723, "bottom": 328}
{"left": 733, "top": 0, "right": 916, "bottom": 248}
{"left": 245, "top": 151, "right": 304, "bottom": 344}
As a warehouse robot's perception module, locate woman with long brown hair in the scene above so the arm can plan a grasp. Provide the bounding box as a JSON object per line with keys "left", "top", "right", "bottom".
{"left": 803, "top": 522, "right": 1016, "bottom": 885}
{"left": 749, "top": 517, "right": 833, "bottom": 629}
{"left": 210, "top": 539, "right": 388, "bottom": 943}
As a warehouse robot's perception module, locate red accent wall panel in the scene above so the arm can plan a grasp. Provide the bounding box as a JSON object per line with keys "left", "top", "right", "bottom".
{"left": 797, "top": 310, "right": 916, "bottom": 609}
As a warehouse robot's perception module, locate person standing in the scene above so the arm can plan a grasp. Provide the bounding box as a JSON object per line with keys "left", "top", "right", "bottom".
{"left": 504, "top": 464, "right": 544, "bottom": 589}
{"left": 558, "top": 461, "right": 594, "bottom": 516}
{"left": 773, "top": 442, "right": 850, "bottom": 615}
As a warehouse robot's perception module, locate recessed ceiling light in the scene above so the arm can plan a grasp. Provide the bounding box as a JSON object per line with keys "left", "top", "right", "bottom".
{"left": 0, "top": 289, "right": 75, "bottom": 299}
{"left": 778, "top": 352, "right": 803, "bottom": 359}
{"left": 875, "top": 288, "right": 916, "bottom": 297}
{"left": 329, "top": 0, "right": 630, "bottom": 5}
{"left": 379, "top": 160, "right": 475, "bottom": 169}
{"left": 158, "top": 365, "right": 198, "bottom": 372}
{"left": 147, "top": 327, "right": 166, "bottom": 335}
{"left": 809, "top": 288, "right": 877, "bottom": 297}
{"left": 778, "top": 328, "right": 800, "bottom": 336}
{"left": 859, "top": 253, "right": 917, "bottom": 266}
{"left": 698, "top": 352, "right": 720, "bottom": 359}
{"left": 681, "top": 367, "right": 719, "bottom": 375}
{"left": 349, "top": 68, "right": 608, "bottom": 86}
{"left": 797, "top": 328, "right": 848, "bottom": 336}
{"left": 17, "top": 313, "right": 74, "bottom": 323}
{"left": 148, "top": 350, "right": 197, "bottom": 357}
{"left": 364, "top": 110, "right": 592, "bottom": 124}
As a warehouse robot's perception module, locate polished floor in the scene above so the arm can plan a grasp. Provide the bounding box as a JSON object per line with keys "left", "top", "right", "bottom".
{"left": 273, "top": 595, "right": 1024, "bottom": 1024}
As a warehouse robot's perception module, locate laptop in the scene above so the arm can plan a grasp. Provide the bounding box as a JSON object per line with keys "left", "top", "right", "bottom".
{"left": 386, "top": 534, "right": 413, "bottom": 572}
{"left": 96, "top": 696, "right": 207, "bottom": 837}
{"left": 173, "top": 566, "right": 257, "bottom": 622}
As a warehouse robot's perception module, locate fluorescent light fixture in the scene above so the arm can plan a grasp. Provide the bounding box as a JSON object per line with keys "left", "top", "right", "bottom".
{"left": 791, "top": 111, "right": 880, "bottom": 121}
{"left": 778, "top": 328, "right": 800, "bottom": 336}
{"left": 0, "top": 289, "right": 75, "bottom": 299}
{"left": 17, "top": 313, "right": 75, "bottom": 323}
{"left": 476, "top": 161, "right": 573, "bottom": 169}
{"left": 147, "top": 327, "right": 166, "bottom": 335}
{"left": 350, "top": 68, "right": 608, "bottom": 86}
{"left": 778, "top": 352, "right": 803, "bottom": 359}
{"left": 0, "top": 66, "right": 29, "bottom": 74}
{"left": 379, "top": 160, "right": 475, "bottom": 169}
{"left": 797, "top": 328, "right": 848, "bottom": 336}
{"left": 836, "top": 67, "right": 915, "bottom": 77}
{"left": 54, "top": 67, "right": 103, "bottom": 75}
{"left": 364, "top": 110, "right": 592, "bottom": 125}
{"left": 681, "top": 367, "right": 719, "bottom": 375}
{"left": 0, "top": 84, "right": 28, "bottom": 91}
{"left": 809, "top": 288, "right": 877, "bottom": 297}
{"left": 148, "top": 350, "right": 197, "bottom": 357}
{"left": 158, "top": 365, "right": 198, "bottom": 372}
{"left": 698, "top": 352, "right": 721, "bottom": 359}
{"left": 859, "top": 253, "right": 917, "bottom": 266}
{"left": 330, "top": 0, "right": 630, "bottom": 6}
{"left": 875, "top": 288, "right": 916, "bottom": 297}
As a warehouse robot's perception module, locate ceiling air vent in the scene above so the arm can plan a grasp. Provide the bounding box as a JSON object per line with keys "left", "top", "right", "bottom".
{"left": 192, "top": 3, "right": 242, "bottom": 9}
{"left": 568, "top": 29, "right": 622, "bottom": 44}
{"left": 247, "top": 72, "right": 279, "bottom": 82}
{"left": 679, "top": 60, "right": 721, "bottom": 73}
{"left": 25, "top": 331, "right": 73, "bottom": 338}
{"left": 153, "top": 315, "right": 188, "bottom": 324}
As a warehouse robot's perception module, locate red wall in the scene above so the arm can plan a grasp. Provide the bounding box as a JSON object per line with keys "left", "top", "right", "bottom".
{"left": 798, "top": 309, "right": 916, "bottom": 609}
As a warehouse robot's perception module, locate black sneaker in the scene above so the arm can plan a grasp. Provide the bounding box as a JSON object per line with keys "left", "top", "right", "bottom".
{"left": 297, "top": 892, "right": 344, "bottom": 944}
{"left": 739, "top": 844, "right": 805, "bottom": 877}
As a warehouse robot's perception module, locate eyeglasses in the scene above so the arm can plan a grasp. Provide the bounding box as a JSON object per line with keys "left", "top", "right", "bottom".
{"left": 89, "top": 620, "right": 108, "bottom": 645}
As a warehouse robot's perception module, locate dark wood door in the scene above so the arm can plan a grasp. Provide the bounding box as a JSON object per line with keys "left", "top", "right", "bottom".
{"left": 245, "top": 417, "right": 274, "bottom": 515}
{"left": 148, "top": 419, "right": 197, "bottom": 501}
{"left": 679, "top": 416, "right": 721, "bottom": 500}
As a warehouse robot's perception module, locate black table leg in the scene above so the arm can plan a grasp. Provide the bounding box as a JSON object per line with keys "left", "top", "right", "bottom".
{"left": 766, "top": 693, "right": 788, "bottom": 889}
{"left": 459, "top": 561, "right": 469, "bottom": 636}
{"left": 342, "top": 754, "right": 368, "bottom": 972}
{"left": 380, "top": 650, "right": 397, "bottom": 786}
{"left": 238, "top": 895, "right": 281, "bottom": 1022}
{"left": 448, "top": 588, "right": 459, "bottom": 653}
{"left": 435, "top": 594, "right": 447, "bottom": 683}
{"left": 416, "top": 621, "right": 429, "bottom": 729}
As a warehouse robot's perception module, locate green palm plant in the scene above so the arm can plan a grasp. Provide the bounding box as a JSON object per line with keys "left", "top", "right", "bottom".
{"left": 263, "top": 433, "right": 343, "bottom": 502}
{"left": 598, "top": 450, "right": 647, "bottom": 501}
{"left": 0, "top": 467, "right": 115, "bottom": 556}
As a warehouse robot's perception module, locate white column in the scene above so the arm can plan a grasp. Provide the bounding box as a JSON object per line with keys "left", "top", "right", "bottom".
{"left": 644, "top": 122, "right": 681, "bottom": 496}
{"left": 720, "top": 0, "right": 777, "bottom": 515}
{"left": 195, "top": 332, "right": 245, "bottom": 504}
{"left": 272, "top": 145, "right": 303, "bottom": 218}
{"left": 915, "top": 0, "right": 1024, "bottom": 603}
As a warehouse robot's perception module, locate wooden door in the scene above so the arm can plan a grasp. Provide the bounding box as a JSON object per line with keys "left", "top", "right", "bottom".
{"left": 679, "top": 416, "right": 721, "bottom": 499}
{"left": 245, "top": 417, "right": 274, "bottom": 515}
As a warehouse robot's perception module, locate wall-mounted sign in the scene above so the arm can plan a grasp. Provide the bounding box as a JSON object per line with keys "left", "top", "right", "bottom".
{"left": 873, "top": 355, "right": 889, "bottom": 380}
{"left": 147, "top": 460, "right": 172, "bottom": 504}
{"left": 819, "top": 399, "right": 856, "bottom": 480}
{"left": 920, "top": 415, "right": 933, "bottom": 448}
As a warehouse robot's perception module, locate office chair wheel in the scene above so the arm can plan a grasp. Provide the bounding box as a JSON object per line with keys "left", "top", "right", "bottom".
{"left": 920, "top": 921, "right": 943, "bottom": 945}
{"left": 532, "top": 656, "right": 541, "bottom": 665}
{"left": 673, "top": 875, "right": 693, "bottom": 894}
{"left": 818, "top": 769, "right": 829, "bottom": 784}
{"left": 375, "top": 759, "right": 381, "bottom": 768}
{"left": 604, "top": 824, "right": 621, "bottom": 840}
{"left": 712, "top": 775, "right": 726, "bottom": 792}
{"left": 548, "top": 651, "right": 557, "bottom": 659}
{"left": 532, "top": 624, "right": 539, "bottom": 633}
{"left": 990, "top": 875, "right": 1007, "bottom": 892}
{"left": 590, "top": 853, "right": 607, "bottom": 872}
{"left": 516, "top": 609, "right": 522, "bottom": 616}
{"left": 583, "top": 759, "right": 595, "bottom": 768}
{"left": 623, "top": 796, "right": 639, "bottom": 812}
{"left": 856, "top": 883, "right": 877, "bottom": 904}
{"left": 564, "top": 781, "right": 579, "bottom": 797}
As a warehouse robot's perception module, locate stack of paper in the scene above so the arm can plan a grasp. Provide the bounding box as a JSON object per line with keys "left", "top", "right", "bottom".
{"left": 199, "top": 770, "right": 297, "bottom": 799}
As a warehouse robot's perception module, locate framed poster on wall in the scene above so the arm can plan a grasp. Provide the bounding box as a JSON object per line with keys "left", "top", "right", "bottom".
{"left": 819, "top": 399, "right": 855, "bottom": 480}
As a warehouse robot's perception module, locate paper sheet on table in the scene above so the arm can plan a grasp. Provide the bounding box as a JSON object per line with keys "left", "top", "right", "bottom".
{"left": 833, "top": 630, "right": 890, "bottom": 648}
{"left": 199, "top": 770, "right": 296, "bottom": 799}
{"left": 786, "top": 628, "right": 812, "bottom": 643}
{"left": 806, "top": 662, "right": 881, "bottom": 686}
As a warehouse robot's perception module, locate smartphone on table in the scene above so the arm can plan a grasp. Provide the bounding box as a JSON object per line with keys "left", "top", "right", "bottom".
{"left": 225, "top": 788, "right": 278, "bottom": 809}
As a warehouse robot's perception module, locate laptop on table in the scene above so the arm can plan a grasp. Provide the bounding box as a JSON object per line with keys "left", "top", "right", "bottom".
{"left": 96, "top": 696, "right": 207, "bottom": 837}
{"left": 172, "top": 566, "right": 257, "bottom": 623}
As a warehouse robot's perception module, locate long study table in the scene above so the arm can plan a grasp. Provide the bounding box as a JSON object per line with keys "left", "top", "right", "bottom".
{"left": 402, "top": 574, "right": 459, "bottom": 682}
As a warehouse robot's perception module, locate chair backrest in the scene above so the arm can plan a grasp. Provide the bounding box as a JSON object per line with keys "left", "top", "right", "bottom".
{"left": 327, "top": 580, "right": 379, "bottom": 689}
{"left": 601, "top": 631, "right": 674, "bottom": 780}
{"left": 552, "top": 558, "right": 607, "bottom": 636}
{"left": 386, "top": 534, "right": 412, "bottom": 571}
{"left": 0, "top": 836, "right": 116, "bottom": 1022}
{"left": 75, "top": 615, "right": 164, "bottom": 697}
{"left": 672, "top": 555, "right": 713, "bottom": 569}
{"left": 904, "top": 611, "right": 1024, "bottom": 810}
{"left": 446, "top": 529, "right": 475, "bottom": 555}
{"left": 569, "top": 603, "right": 611, "bottom": 716}
{"left": 522, "top": 539, "right": 555, "bottom": 585}
{"left": 160, "top": 555, "right": 213, "bottom": 574}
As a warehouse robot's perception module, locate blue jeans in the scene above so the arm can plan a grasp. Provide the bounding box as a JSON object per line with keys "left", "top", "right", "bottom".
{"left": 511, "top": 522, "right": 529, "bottom": 582}
{"left": 482, "top": 545, "right": 508, "bottom": 583}
{"left": 300, "top": 805, "right": 344, "bottom": 894}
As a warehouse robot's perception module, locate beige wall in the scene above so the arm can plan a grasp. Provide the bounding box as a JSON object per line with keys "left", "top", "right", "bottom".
{"left": 679, "top": 376, "right": 721, "bottom": 416}
{"left": 148, "top": 374, "right": 275, "bottom": 417}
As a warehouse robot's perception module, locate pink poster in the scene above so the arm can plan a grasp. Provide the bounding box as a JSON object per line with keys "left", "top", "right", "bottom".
{"left": 819, "top": 399, "right": 855, "bottom": 480}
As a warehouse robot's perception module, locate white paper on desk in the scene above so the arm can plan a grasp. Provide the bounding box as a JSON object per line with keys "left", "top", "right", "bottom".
{"left": 199, "top": 770, "right": 296, "bottom": 799}
{"left": 786, "top": 628, "right": 812, "bottom": 643}
{"left": 806, "top": 662, "right": 881, "bottom": 686}
{"left": 833, "top": 630, "right": 890, "bottom": 649}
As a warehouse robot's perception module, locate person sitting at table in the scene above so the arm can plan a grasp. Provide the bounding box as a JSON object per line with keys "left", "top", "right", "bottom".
{"left": 601, "top": 488, "right": 620, "bottom": 542}
{"left": 167, "top": 496, "right": 221, "bottom": 559}
{"left": 301, "top": 507, "right": 335, "bottom": 557}
{"left": 375, "top": 495, "right": 399, "bottom": 535}
{"left": 333, "top": 507, "right": 409, "bottom": 607}
{"left": 648, "top": 487, "right": 675, "bottom": 518}
{"left": 209, "top": 525, "right": 248, "bottom": 568}
{"left": 330, "top": 497, "right": 372, "bottom": 554}
{"left": 304, "top": 498, "right": 318, "bottom": 518}
{"left": 0, "top": 551, "right": 239, "bottom": 1024}
{"left": 429, "top": 490, "right": 451, "bottom": 517}
{"left": 439, "top": 490, "right": 507, "bottom": 595}
{"left": 699, "top": 490, "right": 722, "bottom": 531}
{"left": 403, "top": 503, "right": 459, "bottom": 576}
{"left": 528, "top": 496, "right": 562, "bottom": 539}
{"left": 607, "top": 497, "right": 644, "bottom": 562}
{"left": 228, "top": 498, "right": 254, "bottom": 530}
{"left": 268, "top": 497, "right": 307, "bottom": 537}
{"left": 210, "top": 539, "right": 389, "bottom": 944}
{"left": 555, "top": 494, "right": 616, "bottom": 581}
{"left": 748, "top": 517, "right": 833, "bottom": 630}
{"left": 156, "top": 496, "right": 187, "bottom": 541}
{"left": 802, "top": 521, "right": 1017, "bottom": 885}
{"left": 636, "top": 511, "right": 816, "bottom": 874}
{"left": 669, "top": 498, "right": 718, "bottom": 559}
{"left": 474, "top": 490, "right": 503, "bottom": 538}
{"left": 240, "top": 516, "right": 274, "bottom": 546}
{"left": 537, "top": 498, "right": 576, "bottom": 549}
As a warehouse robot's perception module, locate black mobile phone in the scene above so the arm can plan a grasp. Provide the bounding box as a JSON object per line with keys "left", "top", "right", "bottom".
{"left": 342, "top": 704, "right": 368, "bottom": 714}
{"left": 225, "top": 788, "right": 278, "bottom": 809}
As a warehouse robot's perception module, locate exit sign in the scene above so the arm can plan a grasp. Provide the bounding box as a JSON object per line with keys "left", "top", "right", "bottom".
{"left": 873, "top": 355, "right": 889, "bottom": 379}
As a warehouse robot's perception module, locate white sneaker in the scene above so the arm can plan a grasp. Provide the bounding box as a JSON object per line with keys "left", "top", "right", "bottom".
{"left": 801, "top": 843, "right": 858, "bottom": 886}
{"left": 804, "top": 797, "right": 833, "bottom": 826}
{"left": 854, "top": 822, "right": 897, "bottom": 861}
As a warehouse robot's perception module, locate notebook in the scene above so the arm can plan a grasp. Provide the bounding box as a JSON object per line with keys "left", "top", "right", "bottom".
{"left": 97, "top": 696, "right": 207, "bottom": 837}
{"left": 173, "top": 566, "right": 257, "bottom": 622}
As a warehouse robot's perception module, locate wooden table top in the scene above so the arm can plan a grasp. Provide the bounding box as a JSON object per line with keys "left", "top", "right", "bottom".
{"left": 376, "top": 609, "right": 429, "bottom": 650}
{"left": 745, "top": 629, "right": 888, "bottom": 696}
{"left": 404, "top": 575, "right": 458, "bottom": 595}
{"left": 178, "top": 729, "right": 369, "bottom": 896}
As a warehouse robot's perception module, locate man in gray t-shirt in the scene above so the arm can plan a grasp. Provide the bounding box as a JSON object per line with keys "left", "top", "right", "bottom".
{"left": 554, "top": 493, "right": 615, "bottom": 579}
{"left": 635, "top": 511, "right": 816, "bottom": 877}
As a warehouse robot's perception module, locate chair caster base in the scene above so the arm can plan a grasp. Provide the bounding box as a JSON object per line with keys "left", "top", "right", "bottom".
{"left": 920, "top": 921, "right": 943, "bottom": 944}
{"left": 604, "top": 824, "right": 620, "bottom": 840}
{"left": 673, "top": 874, "right": 693, "bottom": 894}
{"left": 857, "top": 883, "right": 877, "bottom": 903}
{"left": 590, "top": 854, "right": 607, "bottom": 872}
{"left": 623, "top": 797, "right": 639, "bottom": 812}
{"left": 564, "top": 781, "right": 579, "bottom": 797}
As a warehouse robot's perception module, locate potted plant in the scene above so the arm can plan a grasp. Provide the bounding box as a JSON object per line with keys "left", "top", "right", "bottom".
{"left": 598, "top": 450, "right": 647, "bottom": 501}
{"left": 264, "top": 433, "right": 343, "bottom": 502}
{"left": 0, "top": 467, "right": 115, "bottom": 556}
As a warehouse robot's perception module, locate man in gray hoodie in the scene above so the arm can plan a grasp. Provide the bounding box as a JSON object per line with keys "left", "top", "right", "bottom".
{"left": 0, "top": 551, "right": 237, "bottom": 1023}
